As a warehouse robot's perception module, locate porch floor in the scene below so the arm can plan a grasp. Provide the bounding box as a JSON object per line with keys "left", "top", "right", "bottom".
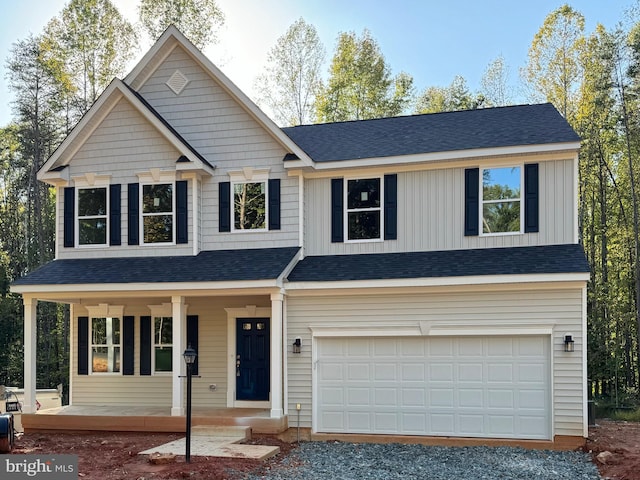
{"left": 21, "top": 405, "right": 287, "bottom": 434}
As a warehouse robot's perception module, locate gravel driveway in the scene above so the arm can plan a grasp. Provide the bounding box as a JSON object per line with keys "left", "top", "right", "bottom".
{"left": 239, "top": 441, "right": 601, "bottom": 479}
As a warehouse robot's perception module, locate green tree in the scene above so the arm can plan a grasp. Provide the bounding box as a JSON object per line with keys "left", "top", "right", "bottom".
{"left": 521, "top": 4, "right": 585, "bottom": 120}
{"left": 255, "top": 18, "right": 325, "bottom": 126}
{"left": 138, "top": 0, "right": 224, "bottom": 49}
{"left": 415, "top": 76, "right": 484, "bottom": 113}
{"left": 44, "top": 0, "right": 138, "bottom": 120}
{"left": 480, "top": 55, "right": 513, "bottom": 107}
{"left": 315, "top": 30, "right": 414, "bottom": 122}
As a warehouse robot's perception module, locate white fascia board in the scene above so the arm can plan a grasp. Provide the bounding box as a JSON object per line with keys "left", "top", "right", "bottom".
{"left": 38, "top": 79, "right": 214, "bottom": 182}
{"left": 125, "top": 26, "right": 314, "bottom": 168}
{"left": 292, "top": 142, "right": 581, "bottom": 172}
{"left": 38, "top": 79, "right": 123, "bottom": 180}
{"left": 284, "top": 272, "right": 590, "bottom": 292}
{"left": 10, "top": 279, "right": 278, "bottom": 296}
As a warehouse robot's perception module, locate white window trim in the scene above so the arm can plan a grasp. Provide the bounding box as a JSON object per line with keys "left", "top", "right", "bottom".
{"left": 344, "top": 176, "right": 384, "bottom": 243}
{"left": 152, "top": 316, "right": 173, "bottom": 375}
{"left": 479, "top": 165, "right": 524, "bottom": 237}
{"left": 140, "top": 181, "right": 176, "bottom": 246}
{"left": 231, "top": 180, "right": 269, "bottom": 233}
{"left": 89, "top": 317, "right": 122, "bottom": 376}
{"left": 76, "top": 186, "right": 109, "bottom": 247}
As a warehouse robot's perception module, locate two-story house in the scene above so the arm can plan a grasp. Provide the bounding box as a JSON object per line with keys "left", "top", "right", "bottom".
{"left": 11, "top": 26, "right": 590, "bottom": 447}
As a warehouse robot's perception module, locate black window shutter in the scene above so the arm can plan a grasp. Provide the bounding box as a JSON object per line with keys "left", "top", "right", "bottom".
{"left": 109, "top": 184, "right": 121, "bottom": 246}
{"left": 384, "top": 174, "right": 397, "bottom": 240}
{"left": 122, "top": 316, "right": 135, "bottom": 375}
{"left": 63, "top": 187, "right": 75, "bottom": 247}
{"left": 140, "top": 316, "right": 151, "bottom": 376}
{"left": 219, "top": 182, "right": 231, "bottom": 232}
{"left": 464, "top": 168, "right": 480, "bottom": 236}
{"left": 186, "top": 315, "right": 199, "bottom": 375}
{"left": 77, "top": 316, "right": 89, "bottom": 375}
{"left": 268, "top": 178, "right": 281, "bottom": 230}
{"left": 176, "top": 180, "right": 188, "bottom": 243}
{"left": 331, "top": 178, "right": 344, "bottom": 243}
{"left": 128, "top": 183, "right": 139, "bottom": 245}
{"left": 524, "top": 163, "right": 539, "bottom": 233}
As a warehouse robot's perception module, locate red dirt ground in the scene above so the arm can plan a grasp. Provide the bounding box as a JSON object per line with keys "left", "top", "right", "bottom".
{"left": 7, "top": 420, "right": 639, "bottom": 479}
{"left": 586, "top": 419, "right": 640, "bottom": 480}
{"left": 11, "top": 431, "right": 296, "bottom": 480}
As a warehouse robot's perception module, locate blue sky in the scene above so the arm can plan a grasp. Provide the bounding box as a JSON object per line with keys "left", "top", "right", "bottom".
{"left": 0, "top": 0, "right": 632, "bottom": 126}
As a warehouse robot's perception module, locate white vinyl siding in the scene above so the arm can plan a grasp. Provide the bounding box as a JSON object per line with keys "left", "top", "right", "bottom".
{"left": 138, "top": 45, "right": 299, "bottom": 251}
{"left": 71, "top": 296, "right": 269, "bottom": 408}
{"left": 304, "top": 159, "right": 575, "bottom": 256}
{"left": 286, "top": 287, "right": 585, "bottom": 437}
{"left": 57, "top": 99, "right": 193, "bottom": 259}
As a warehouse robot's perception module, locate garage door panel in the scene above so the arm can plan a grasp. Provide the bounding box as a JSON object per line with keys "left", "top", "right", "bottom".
{"left": 316, "top": 336, "right": 550, "bottom": 439}
{"left": 401, "top": 388, "right": 426, "bottom": 407}
{"left": 430, "top": 363, "right": 454, "bottom": 381}
{"left": 459, "top": 363, "right": 483, "bottom": 381}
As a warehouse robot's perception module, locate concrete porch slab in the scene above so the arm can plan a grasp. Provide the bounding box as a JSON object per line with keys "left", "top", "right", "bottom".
{"left": 139, "top": 425, "right": 280, "bottom": 460}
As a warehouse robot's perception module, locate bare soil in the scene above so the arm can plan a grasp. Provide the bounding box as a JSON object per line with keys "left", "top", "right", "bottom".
{"left": 8, "top": 420, "right": 640, "bottom": 479}
{"left": 586, "top": 419, "right": 640, "bottom": 480}
{"left": 11, "top": 431, "right": 296, "bottom": 480}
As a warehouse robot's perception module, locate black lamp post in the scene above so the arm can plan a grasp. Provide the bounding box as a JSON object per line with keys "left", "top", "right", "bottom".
{"left": 183, "top": 345, "right": 197, "bottom": 463}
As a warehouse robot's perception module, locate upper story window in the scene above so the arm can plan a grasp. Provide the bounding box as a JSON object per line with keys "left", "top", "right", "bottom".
{"left": 154, "top": 316, "right": 173, "bottom": 372}
{"left": 77, "top": 187, "right": 108, "bottom": 246}
{"left": 91, "top": 317, "right": 120, "bottom": 374}
{"left": 481, "top": 166, "right": 522, "bottom": 234}
{"left": 142, "top": 183, "right": 174, "bottom": 244}
{"left": 346, "top": 178, "right": 381, "bottom": 241}
{"left": 233, "top": 181, "right": 266, "bottom": 230}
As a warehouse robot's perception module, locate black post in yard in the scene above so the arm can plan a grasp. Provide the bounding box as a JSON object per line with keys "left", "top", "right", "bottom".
{"left": 183, "top": 345, "right": 197, "bottom": 464}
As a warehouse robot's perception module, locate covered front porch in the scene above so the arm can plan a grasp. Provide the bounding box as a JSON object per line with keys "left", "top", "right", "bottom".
{"left": 21, "top": 405, "right": 287, "bottom": 434}
{"left": 10, "top": 248, "right": 301, "bottom": 433}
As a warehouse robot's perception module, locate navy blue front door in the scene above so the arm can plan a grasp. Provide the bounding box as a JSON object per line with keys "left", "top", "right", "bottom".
{"left": 236, "top": 318, "right": 270, "bottom": 401}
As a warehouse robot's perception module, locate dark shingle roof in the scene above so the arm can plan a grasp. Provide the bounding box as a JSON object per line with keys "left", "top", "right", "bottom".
{"left": 287, "top": 244, "right": 589, "bottom": 282}
{"left": 282, "top": 103, "right": 580, "bottom": 162}
{"left": 12, "top": 247, "right": 299, "bottom": 286}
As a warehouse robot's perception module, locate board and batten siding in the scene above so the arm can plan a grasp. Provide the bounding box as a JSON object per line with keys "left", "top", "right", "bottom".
{"left": 137, "top": 45, "right": 299, "bottom": 250}
{"left": 285, "top": 287, "right": 585, "bottom": 437}
{"left": 303, "top": 159, "right": 575, "bottom": 256}
{"left": 71, "top": 296, "right": 269, "bottom": 408}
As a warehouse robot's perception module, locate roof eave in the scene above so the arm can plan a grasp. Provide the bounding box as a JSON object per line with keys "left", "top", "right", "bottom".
{"left": 285, "top": 271, "right": 590, "bottom": 291}
{"left": 305, "top": 141, "right": 581, "bottom": 170}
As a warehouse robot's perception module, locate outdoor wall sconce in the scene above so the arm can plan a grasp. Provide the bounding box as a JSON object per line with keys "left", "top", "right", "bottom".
{"left": 564, "top": 334, "right": 575, "bottom": 353}
{"left": 292, "top": 338, "right": 301, "bottom": 354}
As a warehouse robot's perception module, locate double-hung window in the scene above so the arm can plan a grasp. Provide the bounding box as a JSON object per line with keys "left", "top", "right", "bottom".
{"left": 77, "top": 187, "right": 108, "bottom": 246}
{"left": 346, "top": 177, "right": 381, "bottom": 241}
{"left": 154, "top": 316, "right": 173, "bottom": 372}
{"left": 91, "top": 317, "right": 120, "bottom": 373}
{"left": 142, "top": 183, "right": 174, "bottom": 244}
{"left": 481, "top": 166, "right": 522, "bottom": 234}
{"left": 233, "top": 181, "right": 266, "bottom": 231}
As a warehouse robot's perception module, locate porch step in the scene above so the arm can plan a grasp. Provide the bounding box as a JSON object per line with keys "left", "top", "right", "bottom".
{"left": 192, "top": 425, "right": 250, "bottom": 440}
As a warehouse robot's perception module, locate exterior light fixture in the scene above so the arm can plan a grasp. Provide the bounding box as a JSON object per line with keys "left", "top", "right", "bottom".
{"left": 564, "top": 334, "right": 575, "bottom": 353}
{"left": 292, "top": 338, "right": 301, "bottom": 354}
{"left": 182, "top": 344, "right": 197, "bottom": 463}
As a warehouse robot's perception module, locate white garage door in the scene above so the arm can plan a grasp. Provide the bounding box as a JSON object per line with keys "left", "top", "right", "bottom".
{"left": 316, "top": 336, "right": 550, "bottom": 439}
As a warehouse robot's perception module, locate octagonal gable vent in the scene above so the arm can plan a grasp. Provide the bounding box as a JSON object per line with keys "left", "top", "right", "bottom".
{"left": 167, "top": 70, "right": 189, "bottom": 95}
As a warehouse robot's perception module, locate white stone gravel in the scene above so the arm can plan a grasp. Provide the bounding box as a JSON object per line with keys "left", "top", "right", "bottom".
{"left": 235, "top": 441, "right": 602, "bottom": 479}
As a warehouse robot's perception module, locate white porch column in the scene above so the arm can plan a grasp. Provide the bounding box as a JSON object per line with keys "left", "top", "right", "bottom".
{"left": 270, "top": 291, "right": 284, "bottom": 418}
{"left": 22, "top": 296, "right": 37, "bottom": 414}
{"left": 171, "top": 296, "right": 186, "bottom": 416}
